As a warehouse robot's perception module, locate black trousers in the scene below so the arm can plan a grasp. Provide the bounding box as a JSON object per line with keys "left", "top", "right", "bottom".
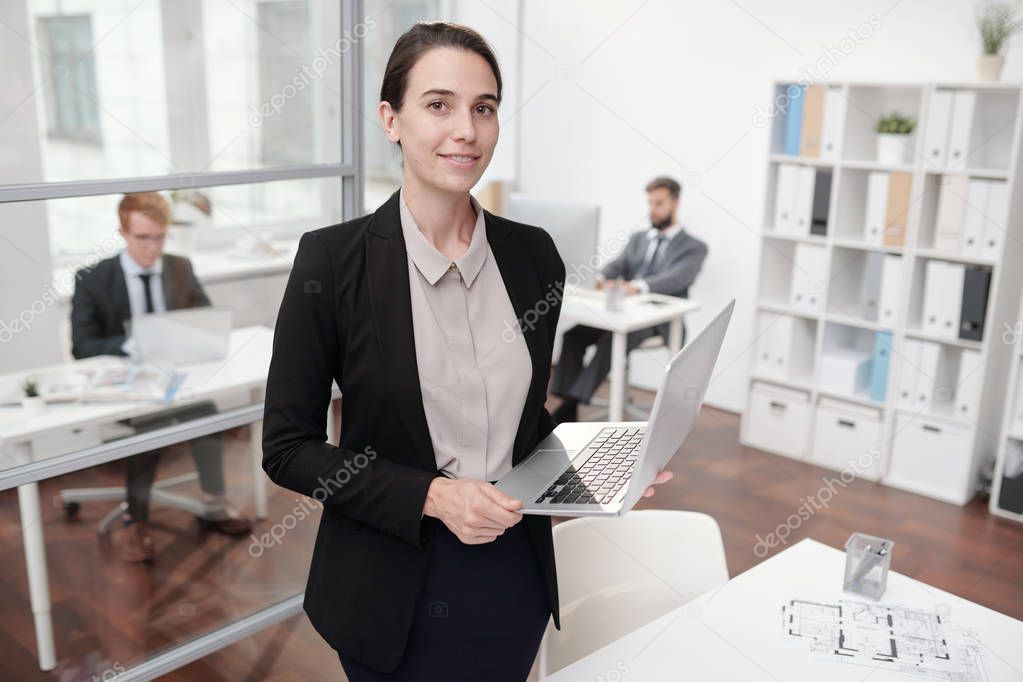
{"left": 339, "top": 519, "right": 550, "bottom": 681}
{"left": 550, "top": 324, "right": 660, "bottom": 404}
{"left": 119, "top": 400, "right": 226, "bottom": 522}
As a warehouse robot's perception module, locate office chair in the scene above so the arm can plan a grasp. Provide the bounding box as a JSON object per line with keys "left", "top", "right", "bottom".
{"left": 56, "top": 320, "right": 223, "bottom": 534}
{"left": 538, "top": 510, "right": 729, "bottom": 678}
{"left": 61, "top": 396, "right": 341, "bottom": 534}
{"left": 59, "top": 401, "right": 229, "bottom": 534}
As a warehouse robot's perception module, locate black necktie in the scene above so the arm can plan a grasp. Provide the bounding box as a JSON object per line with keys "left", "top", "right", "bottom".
{"left": 139, "top": 273, "right": 155, "bottom": 314}
{"left": 636, "top": 235, "right": 666, "bottom": 279}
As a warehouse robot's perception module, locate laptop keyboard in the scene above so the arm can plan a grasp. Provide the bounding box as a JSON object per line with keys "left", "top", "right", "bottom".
{"left": 535, "top": 426, "right": 645, "bottom": 505}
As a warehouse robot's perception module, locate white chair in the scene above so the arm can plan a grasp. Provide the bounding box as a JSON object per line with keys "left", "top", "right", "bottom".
{"left": 538, "top": 510, "right": 729, "bottom": 678}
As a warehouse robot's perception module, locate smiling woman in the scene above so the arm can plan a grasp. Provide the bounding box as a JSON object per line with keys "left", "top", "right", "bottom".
{"left": 377, "top": 26, "right": 501, "bottom": 229}
{"left": 259, "top": 21, "right": 566, "bottom": 682}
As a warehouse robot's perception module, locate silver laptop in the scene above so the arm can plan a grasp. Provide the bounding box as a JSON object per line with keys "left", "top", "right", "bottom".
{"left": 129, "top": 307, "right": 233, "bottom": 366}
{"left": 496, "top": 299, "right": 734, "bottom": 516}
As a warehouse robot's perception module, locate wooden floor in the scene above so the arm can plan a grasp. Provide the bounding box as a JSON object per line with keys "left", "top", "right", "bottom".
{"left": 1, "top": 389, "right": 1021, "bottom": 681}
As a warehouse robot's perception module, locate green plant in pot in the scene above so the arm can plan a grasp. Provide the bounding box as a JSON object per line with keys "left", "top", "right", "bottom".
{"left": 20, "top": 378, "right": 46, "bottom": 417}
{"left": 167, "top": 189, "right": 212, "bottom": 254}
{"left": 875, "top": 113, "right": 916, "bottom": 165}
{"left": 976, "top": 0, "right": 1022, "bottom": 81}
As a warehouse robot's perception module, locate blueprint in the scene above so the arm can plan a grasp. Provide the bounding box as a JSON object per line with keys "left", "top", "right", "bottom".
{"left": 781, "top": 598, "right": 988, "bottom": 681}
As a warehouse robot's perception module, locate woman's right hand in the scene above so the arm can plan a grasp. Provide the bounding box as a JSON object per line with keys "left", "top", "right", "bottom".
{"left": 423, "top": 477, "right": 523, "bottom": 545}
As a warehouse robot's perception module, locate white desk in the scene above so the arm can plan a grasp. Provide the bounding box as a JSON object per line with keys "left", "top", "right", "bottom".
{"left": 558, "top": 289, "right": 700, "bottom": 420}
{"left": 545, "top": 538, "right": 1023, "bottom": 681}
{"left": 0, "top": 326, "right": 281, "bottom": 671}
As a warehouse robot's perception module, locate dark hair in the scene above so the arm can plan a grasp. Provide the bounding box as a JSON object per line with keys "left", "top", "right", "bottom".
{"left": 380, "top": 21, "right": 503, "bottom": 148}
{"left": 645, "top": 176, "right": 682, "bottom": 200}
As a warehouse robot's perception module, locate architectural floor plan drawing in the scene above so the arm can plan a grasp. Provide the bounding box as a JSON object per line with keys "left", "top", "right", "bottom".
{"left": 781, "top": 598, "right": 988, "bottom": 681}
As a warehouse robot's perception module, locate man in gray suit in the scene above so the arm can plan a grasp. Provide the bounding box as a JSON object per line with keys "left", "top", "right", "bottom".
{"left": 71, "top": 192, "right": 252, "bottom": 562}
{"left": 551, "top": 177, "right": 707, "bottom": 422}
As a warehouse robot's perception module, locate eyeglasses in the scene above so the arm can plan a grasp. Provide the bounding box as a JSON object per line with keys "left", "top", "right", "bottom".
{"left": 126, "top": 233, "right": 166, "bottom": 245}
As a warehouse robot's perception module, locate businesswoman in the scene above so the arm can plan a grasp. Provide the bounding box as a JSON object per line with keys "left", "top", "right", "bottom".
{"left": 262, "top": 21, "right": 671, "bottom": 681}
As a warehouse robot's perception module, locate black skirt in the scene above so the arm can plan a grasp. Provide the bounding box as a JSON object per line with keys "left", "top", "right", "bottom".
{"left": 339, "top": 518, "right": 550, "bottom": 681}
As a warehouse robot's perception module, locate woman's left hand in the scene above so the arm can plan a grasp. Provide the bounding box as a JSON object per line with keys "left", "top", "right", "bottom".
{"left": 642, "top": 469, "right": 674, "bottom": 498}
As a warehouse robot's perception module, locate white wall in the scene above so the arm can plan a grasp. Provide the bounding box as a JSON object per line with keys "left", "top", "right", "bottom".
{"left": 509, "top": 0, "right": 1020, "bottom": 412}
{"left": 451, "top": 0, "right": 523, "bottom": 186}
{"left": 0, "top": 1, "right": 62, "bottom": 373}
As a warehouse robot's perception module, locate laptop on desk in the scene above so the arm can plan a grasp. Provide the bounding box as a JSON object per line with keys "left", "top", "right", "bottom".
{"left": 129, "top": 307, "right": 233, "bottom": 367}
{"left": 496, "top": 299, "right": 733, "bottom": 517}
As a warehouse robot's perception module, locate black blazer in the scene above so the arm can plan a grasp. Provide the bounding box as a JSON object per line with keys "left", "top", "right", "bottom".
{"left": 70, "top": 252, "right": 211, "bottom": 359}
{"left": 261, "top": 189, "right": 567, "bottom": 672}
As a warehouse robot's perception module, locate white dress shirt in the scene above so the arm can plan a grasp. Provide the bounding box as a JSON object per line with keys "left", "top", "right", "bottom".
{"left": 399, "top": 187, "right": 533, "bottom": 482}
{"left": 597, "top": 222, "right": 685, "bottom": 293}
{"left": 119, "top": 250, "right": 166, "bottom": 354}
{"left": 120, "top": 250, "right": 167, "bottom": 315}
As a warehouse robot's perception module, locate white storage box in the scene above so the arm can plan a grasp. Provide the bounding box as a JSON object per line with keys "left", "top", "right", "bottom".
{"left": 1013, "top": 371, "right": 1023, "bottom": 435}
{"left": 887, "top": 412, "right": 975, "bottom": 504}
{"left": 811, "top": 398, "right": 884, "bottom": 480}
{"left": 819, "top": 349, "right": 872, "bottom": 396}
{"left": 744, "top": 382, "right": 813, "bottom": 459}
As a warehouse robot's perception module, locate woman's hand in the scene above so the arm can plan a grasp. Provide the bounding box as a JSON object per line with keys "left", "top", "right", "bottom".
{"left": 642, "top": 469, "right": 674, "bottom": 498}
{"left": 423, "top": 477, "right": 523, "bottom": 545}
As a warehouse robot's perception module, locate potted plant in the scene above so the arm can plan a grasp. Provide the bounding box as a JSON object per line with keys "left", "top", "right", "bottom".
{"left": 976, "top": 0, "right": 1022, "bottom": 81}
{"left": 20, "top": 379, "right": 45, "bottom": 417}
{"left": 168, "top": 189, "right": 212, "bottom": 254}
{"left": 875, "top": 113, "right": 916, "bottom": 165}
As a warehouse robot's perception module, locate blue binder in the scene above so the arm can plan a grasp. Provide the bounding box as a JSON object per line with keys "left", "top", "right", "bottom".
{"left": 869, "top": 331, "right": 893, "bottom": 402}
{"left": 784, "top": 85, "right": 805, "bottom": 156}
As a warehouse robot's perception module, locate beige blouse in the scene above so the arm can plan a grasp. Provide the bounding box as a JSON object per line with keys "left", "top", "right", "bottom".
{"left": 399, "top": 186, "right": 532, "bottom": 482}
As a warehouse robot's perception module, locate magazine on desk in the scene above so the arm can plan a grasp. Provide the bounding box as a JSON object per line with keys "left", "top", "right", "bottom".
{"left": 0, "top": 358, "right": 186, "bottom": 405}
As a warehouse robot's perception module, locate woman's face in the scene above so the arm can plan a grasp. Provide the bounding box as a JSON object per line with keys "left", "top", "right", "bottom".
{"left": 381, "top": 47, "right": 499, "bottom": 195}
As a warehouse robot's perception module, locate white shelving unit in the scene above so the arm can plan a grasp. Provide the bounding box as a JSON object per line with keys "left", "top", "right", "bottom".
{"left": 991, "top": 300, "right": 1023, "bottom": 522}
{"left": 740, "top": 80, "right": 1023, "bottom": 506}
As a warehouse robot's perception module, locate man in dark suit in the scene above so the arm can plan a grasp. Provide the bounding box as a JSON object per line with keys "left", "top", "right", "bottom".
{"left": 551, "top": 176, "right": 708, "bottom": 422}
{"left": 71, "top": 192, "right": 252, "bottom": 562}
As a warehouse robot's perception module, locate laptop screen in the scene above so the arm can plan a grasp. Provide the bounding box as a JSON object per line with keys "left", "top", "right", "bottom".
{"left": 129, "top": 307, "right": 233, "bottom": 367}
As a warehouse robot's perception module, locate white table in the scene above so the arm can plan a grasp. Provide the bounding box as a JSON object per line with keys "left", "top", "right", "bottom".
{"left": 0, "top": 326, "right": 282, "bottom": 671}
{"left": 558, "top": 289, "right": 700, "bottom": 421}
{"left": 545, "top": 538, "right": 1023, "bottom": 681}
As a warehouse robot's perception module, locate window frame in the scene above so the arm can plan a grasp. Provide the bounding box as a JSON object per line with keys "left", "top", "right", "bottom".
{"left": 37, "top": 14, "right": 103, "bottom": 144}
{"left": 2, "top": 0, "right": 364, "bottom": 226}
